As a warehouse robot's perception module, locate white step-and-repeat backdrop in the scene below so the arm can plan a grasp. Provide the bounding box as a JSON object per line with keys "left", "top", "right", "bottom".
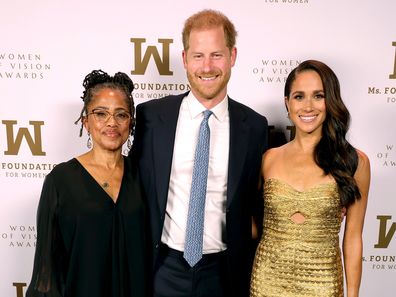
{"left": 1, "top": 1, "right": 395, "bottom": 296}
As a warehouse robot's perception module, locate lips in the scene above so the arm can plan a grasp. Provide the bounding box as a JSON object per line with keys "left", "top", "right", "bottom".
{"left": 198, "top": 70, "right": 220, "bottom": 81}
{"left": 103, "top": 130, "right": 120, "bottom": 137}
{"left": 200, "top": 75, "right": 217, "bottom": 81}
{"left": 299, "top": 115, "right": 317, "bottom": 122}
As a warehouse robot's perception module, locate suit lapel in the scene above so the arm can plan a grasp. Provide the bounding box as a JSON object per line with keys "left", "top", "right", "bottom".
{"left": 152, "top": 94, "right": 185, "bottom": 213}
{"left": 227, "top": 99, "right": 249, "bottom": 207}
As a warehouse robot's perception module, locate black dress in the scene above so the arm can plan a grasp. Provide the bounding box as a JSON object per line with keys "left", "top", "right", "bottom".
{"left": 26, "top": 157, "right": 148, "bottom": 297}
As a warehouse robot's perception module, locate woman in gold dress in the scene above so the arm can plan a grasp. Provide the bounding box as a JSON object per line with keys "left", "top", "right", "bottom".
{"left": 250, "top": 60, "right": 370, "bottom": 297}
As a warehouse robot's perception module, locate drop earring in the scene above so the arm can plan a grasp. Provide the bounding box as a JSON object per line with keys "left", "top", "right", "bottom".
{"left": 87, "top": 133, "right": 92, "bottom": 149}
{"left": 127, "top": 137, "right": 132, "bottom": 150}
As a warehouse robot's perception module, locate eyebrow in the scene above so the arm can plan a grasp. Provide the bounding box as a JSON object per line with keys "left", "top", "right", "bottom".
{"left": 291, "top": 89, "right": 324, "bottom": 95}
{"left": 91, "top": 106, "right": 129, "bottom": 112}
{"left": 290, "top": 91, "right": 303, "bottom": 96}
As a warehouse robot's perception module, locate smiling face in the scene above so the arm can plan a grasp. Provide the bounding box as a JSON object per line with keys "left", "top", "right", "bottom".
{"left": 285, "top": 70, "right": 327, "bottom": 137}
{"left": 83, "top": 88, "right": 131, "bottom": 152}
{"left": 182, "top": 26, "right": 236, "bottom": 108}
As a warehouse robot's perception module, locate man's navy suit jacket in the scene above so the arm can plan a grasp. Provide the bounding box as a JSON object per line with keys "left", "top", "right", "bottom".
{"left": 130, "top": 92, "right": 268, "bottom": 297}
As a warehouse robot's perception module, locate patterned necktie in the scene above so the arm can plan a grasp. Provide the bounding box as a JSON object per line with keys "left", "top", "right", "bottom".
{"left": 184, "top": 110, "right": 212, "bottom": 267}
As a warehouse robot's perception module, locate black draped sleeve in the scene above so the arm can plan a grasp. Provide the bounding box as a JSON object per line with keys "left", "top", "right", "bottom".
{"left": 26, "top": 173, "right": 64, "bottom": 297}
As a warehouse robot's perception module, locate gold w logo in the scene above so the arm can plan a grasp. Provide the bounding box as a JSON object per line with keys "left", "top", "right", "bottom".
{"left": 12, "top": 283, "right": 26, "bottom": 297}
{"left": 374, "top": 215, "right": 396, "bottom": 248}
{"left": 131, "top": 38, "right": 173, "bottom": 76}
{"left": 390, "top": 41, "right": 396, "bottom": 79}
{"left": 2, "top": 120, "right": 46, "bottom": 156}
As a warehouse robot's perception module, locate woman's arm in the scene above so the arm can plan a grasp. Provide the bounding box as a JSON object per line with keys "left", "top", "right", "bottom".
{"left": 252, "top": 148, "right": 278, "bottom": 240}
{"left": 26, "top": 174, "right": 62, "bottom": 297}
{"left": 343, "top": 150, "right": 371, "bottom": 297}
{"left": 252, "top": 153, "right": 266, "bottom": 240}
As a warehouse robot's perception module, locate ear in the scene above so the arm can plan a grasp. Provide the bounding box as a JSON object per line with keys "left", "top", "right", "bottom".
{"left": 82, "top": 115, "right": 89, "bottom": 133}
{"left": 230, "top": 47, "right": 237, "bottom": 67}
{"left": 182, "top": 50, "right": 188, "bottom": 69}
{"left": 284, "top": 97, "right": 290, "bottom": 113}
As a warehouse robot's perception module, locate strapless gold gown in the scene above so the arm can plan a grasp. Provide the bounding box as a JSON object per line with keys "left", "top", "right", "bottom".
{"left": 250, "top": 179, "right": 344, "bottom": 297}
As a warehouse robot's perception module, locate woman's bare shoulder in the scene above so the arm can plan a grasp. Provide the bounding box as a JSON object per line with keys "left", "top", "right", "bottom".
{"left": 356, "top": 148, "right": 370, "bottom": 169}
{"left": 354, "top": 148, "right": 371, "bottom": 194}
{"left": 262, "top": 144, "right": 289, "bottom": 175}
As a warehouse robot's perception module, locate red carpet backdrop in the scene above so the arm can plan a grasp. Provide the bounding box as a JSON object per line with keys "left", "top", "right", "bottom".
{"left": 0, "top": 0, "right": 395, "bottom": 296}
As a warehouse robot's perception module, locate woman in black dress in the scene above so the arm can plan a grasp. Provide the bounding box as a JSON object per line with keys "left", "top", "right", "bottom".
{"left": 26, "top": 70, "right": 148, "bottom": 297}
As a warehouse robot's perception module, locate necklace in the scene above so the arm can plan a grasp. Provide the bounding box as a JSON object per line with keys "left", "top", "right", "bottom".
{"left": 100, "top": 158, "right": 123, "bottom": 189}
{"left": 102, "top": 181, "right": 111, "bottom": 188}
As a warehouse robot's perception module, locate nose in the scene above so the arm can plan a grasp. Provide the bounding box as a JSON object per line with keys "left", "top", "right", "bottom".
{"left": 303, "top": 98, "right": 314, "bottom": 111}
{"left": 202, "top": 57, "right": 212, "bottom": 72}
{"left": 106, "top": 114, "right": 118, "bottom": 126}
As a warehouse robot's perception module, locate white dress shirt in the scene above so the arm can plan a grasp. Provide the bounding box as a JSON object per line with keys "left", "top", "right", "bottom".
{"left": 161, "top": 92, "right": 230, "bottom": 253}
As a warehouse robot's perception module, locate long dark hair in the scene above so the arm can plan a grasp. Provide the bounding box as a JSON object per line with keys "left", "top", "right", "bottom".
{"left": 284, "top": 60, "right": 360, "bottom": 207}
{"left": 74, "top": 69, "right": 135, "bottom": 137}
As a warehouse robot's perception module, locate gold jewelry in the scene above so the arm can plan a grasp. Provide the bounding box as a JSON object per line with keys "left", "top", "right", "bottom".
{"left": 100, "top": 158, "right": 123, "bottom": 189}
{"left": 102, "top": 180, "right": 112, "bottom": 188}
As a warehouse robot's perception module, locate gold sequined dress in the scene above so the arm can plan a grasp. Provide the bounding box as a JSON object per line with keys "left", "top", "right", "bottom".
{"left": 250, "top": 178, "right": 344, "bottom": 297}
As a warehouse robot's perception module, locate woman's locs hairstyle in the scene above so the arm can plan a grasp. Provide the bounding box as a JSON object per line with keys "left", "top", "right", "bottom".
{"left": 74, "top": 69, "right": 135, "bottom": 137}
{"left": 284, "top": 60, "right": 361, "bottom": 207}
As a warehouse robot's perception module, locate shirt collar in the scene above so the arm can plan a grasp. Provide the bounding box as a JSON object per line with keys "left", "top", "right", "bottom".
{"left": 186, "top": 92, "right": 229, "bottom": 122}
